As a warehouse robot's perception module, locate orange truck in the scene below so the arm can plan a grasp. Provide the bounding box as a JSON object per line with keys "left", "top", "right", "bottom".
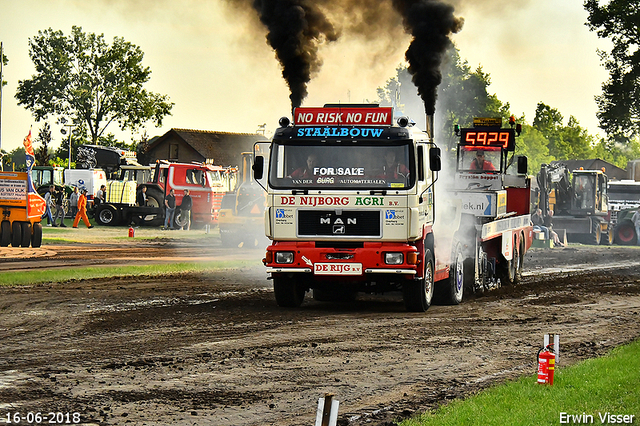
{"left": 0, "top": 171, "right": 46, "bottom": 247}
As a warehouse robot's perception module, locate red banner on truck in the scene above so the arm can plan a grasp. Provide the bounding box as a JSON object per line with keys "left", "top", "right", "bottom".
{"left": 294, "top": 107, "right": 393, "bottom": 126}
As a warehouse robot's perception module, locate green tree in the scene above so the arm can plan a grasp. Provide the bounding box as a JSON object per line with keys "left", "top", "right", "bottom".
{"left": 16, "top": 26, "right": 174, "bottom": 145}
{"left": 533, "top": 103, "right": 594, "bottom": 161}
{"left": 585, "top": 0, "right": 640, "bottom": 142}
{"left": 5, "top": 146, "right": 27, "bottom": 171}
{"left": 514, "top": 123, "right": 553, "bottom": 175}
{"left": 34, "top": 122, "right": 52, "bottom": 166}
{"left": 378, "top": 47, "right": 511, "bottom": 153}
{"left": 593, "top": 137, "right": 640, "bottom": 169}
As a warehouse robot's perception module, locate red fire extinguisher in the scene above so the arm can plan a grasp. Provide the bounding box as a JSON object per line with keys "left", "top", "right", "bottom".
{"left": 537, "top": 345, "right": 556, "bottom": 385}
{"left": 128, "top": 226, "right": 135, "bottom": 238}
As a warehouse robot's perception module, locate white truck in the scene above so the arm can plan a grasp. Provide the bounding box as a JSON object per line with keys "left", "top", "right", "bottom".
{"left": 254, "top": 104, "right": 459, "bottom": 311}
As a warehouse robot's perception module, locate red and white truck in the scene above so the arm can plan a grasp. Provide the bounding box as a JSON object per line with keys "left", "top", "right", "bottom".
{"left": 94, "top": 160, "right": 237, "bottom": 228}
{"left": 449, "top": 117, "right": 533, "bottom": 294}
{"left": 255, "top": 105, "right": 533, "bottom": 311}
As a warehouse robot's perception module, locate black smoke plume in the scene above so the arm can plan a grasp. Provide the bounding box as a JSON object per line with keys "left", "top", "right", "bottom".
{"left": 248, "top": 0, "right": 338, "bottom": 109}
{"left": 391, "top": 0, "right": 463, "bottom": 116}
{"left": 229, "top": 0, "right": 461, "bottom": 114}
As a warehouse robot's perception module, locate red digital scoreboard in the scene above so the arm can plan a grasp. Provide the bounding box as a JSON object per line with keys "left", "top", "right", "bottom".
{"left": 459, "top": 128, "right": 516, "bottom": 151}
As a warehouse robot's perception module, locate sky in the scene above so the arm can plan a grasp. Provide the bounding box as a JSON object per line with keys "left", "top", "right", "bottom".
{"left": 0, "top": 0, "right": 611, "bottom": 156}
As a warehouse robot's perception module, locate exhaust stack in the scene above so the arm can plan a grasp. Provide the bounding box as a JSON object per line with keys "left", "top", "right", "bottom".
{"left": 426, "top": 114, "right": 435, "bottom": 142}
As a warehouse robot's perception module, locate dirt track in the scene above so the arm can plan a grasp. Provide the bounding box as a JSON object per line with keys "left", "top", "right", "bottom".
{"left": 1, "top": 229, "right": 639, "bottom": 425}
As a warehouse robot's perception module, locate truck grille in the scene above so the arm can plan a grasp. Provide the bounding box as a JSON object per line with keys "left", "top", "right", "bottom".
{"left": 298, "top": 210, "right": 381, "bottom": 237}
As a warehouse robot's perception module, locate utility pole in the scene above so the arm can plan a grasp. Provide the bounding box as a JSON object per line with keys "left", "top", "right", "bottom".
{"left": 61, "top": 124, "right": 74, "bottom": 171}
{"left": 0, "top": 41, "right": 4, "bottom": 171}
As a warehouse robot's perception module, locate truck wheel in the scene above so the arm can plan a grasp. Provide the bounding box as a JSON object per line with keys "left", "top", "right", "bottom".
{"left": 31, "top": 223, "right": 43, "bottom": 248}
{"left": 513, "top": 237, "right": 525, "bottom": 285}
{"left": 95, "top": 204, "right": 120, "bottom": 226}
{"left": 403, "top": 248, "right": 434, "bottom": 312}
{"left": 587, "top": 219, "right": 602, "bottom": 245}
{"left": 20, "top": 222, "right": 32, "bottom": 247}
{"left": 497, "top": 237, "right": 518, "bottom": 285}
{"left": 220, "top": 229, "right": 242, "bottom": 248}
{"left": 600, "top": 226, "right": 614, "bottom": 245}
{"left": 139, "top": 188, "right": 164, "bottom": 226}
{"left": 273, "top": 275, "right": 306, "bottom": 307}
{"left": 174, "top": 207, "right": 189, "bottom": 229}
{"left": 614, "top": 220, "right": 636, "bottom": 245}
{"left": 0, "top": 221, "right": 10, "bottom": 247}
{"left": 435, "top": 243, "right": 464, "bottom": 305}
{"left": 11, "top": 221, "right": 22, "bottom": 247}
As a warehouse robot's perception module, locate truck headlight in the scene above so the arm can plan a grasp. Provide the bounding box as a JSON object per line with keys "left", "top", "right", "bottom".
{"left": 384, "top": 252, "right": 404, "bottom": 265}
{"left": 275, "top": 251, "right": 294, "bottom": 264}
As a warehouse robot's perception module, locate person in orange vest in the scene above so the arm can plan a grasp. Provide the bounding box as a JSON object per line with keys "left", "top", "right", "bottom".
{"left": 73, "top": 189, "right": 94, "bottom": 229}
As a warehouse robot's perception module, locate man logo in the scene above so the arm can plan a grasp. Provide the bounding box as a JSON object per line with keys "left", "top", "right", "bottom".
{"left": 320, "top": 217, "right": 357, "bottom": 225}
{"left": 276, "top": 209, "right": 285, "bottom": 218}
{"left": 333, "top": 225, "right": 345, "bottom": 234}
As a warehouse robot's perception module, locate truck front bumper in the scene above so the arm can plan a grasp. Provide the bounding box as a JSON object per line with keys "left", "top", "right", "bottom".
{"left": 263, "top": 241, "right": 420, "bottom": 278}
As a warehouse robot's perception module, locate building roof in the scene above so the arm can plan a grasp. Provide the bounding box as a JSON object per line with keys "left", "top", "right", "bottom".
{"left": 148, "top": 128, "right": 268, "bottom": 166}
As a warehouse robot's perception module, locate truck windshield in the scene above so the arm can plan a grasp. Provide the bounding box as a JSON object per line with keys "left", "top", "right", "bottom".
{"left": 269, "top": 141, "right": 414, "bottom": 190}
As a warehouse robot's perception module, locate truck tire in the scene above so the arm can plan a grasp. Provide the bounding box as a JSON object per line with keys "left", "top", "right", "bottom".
{"left": 435, "top": 243, "right": 464, "bottom": 305}
{"left": 20, "top": 222, "right": 32, "bottom": 247}
{"left": 31, "top": 223, "right": 43, "bottom": 248}
{"left": 600, "top": 226, "right": 614, "bottom": 245}
{"left": 139, "top": 188, "right": 164, "bottom": 226}
{"left": 614, "top": 220, "right": 636, "bottom": 245}
{"left": 513, "top": 237, "right": 525, "bottom": 285}
{"left": 586, "top": 219, "right": 602, "bottom": 245}
{"left": 273, "top": 275, "right": 306, "bottom": 307}
{"left": 11, "top": 221, "right": 22, "bottom": 247}
{"left": 95, "top": 204, "right": 120, "bottom": 226}
{"left": 174, "top": 207, "right": 189, "bottom": 229}
{"left": 220, "top": 229, "right": 242, "bottom": 248}
{"left": 0, "top": 221, "right": 10, "bottom": 247}
{"left": 403, "top": 248, "right": 434, "bottom": 312}
{"left": 497, "top": 236, "right": 518, "bottom": 285}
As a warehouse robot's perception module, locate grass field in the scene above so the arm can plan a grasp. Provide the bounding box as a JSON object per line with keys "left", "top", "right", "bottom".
{"left": 399, "top": 339, "right": 640, "bottom": 426}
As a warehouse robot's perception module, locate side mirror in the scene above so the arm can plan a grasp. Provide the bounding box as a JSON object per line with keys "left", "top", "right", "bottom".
{"left": 429, "top": 147, "right": 441, "bottom": 172}
{"left": 253, "top": 155, "right": 264, "bottom": 180}
{"left": 517, "top": 156, "right": 528, "bottom": 175}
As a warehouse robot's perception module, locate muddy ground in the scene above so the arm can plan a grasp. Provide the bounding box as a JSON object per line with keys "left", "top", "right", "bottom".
{"left": 0, "top": 228, "right": 639, "bottom": 425}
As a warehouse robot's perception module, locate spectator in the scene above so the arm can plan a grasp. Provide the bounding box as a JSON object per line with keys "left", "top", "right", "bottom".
{"left": 164, "top": 188, "right": 176, "bottom": 230}
{"left": 42, "top": 185, "right": 54, "bottom": 226}
{"left": 545, "top": 209, "right": 564, "bottom": 247}
{"left": 531, "top": 208, "right": 550, "bottom": 240}
{"left": 632, "top": 207, "right": 640, "bottom": 245}
{"left": 180, "top": 189, "right": 192, "bottom": 230}
{"left": 95, "top": 184, "right": 106, "bottom": 207}
{"left": 72, "top": 189, "right": 93, "bottom": 229}
{"left": 52, "top": 187, "right": 67, "bottom": 227}
{"left": 137, "top": 185, "right": 147, "bottom": 206}
{"left": 69, "top": 187, "right": 79, "bottom": 219}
